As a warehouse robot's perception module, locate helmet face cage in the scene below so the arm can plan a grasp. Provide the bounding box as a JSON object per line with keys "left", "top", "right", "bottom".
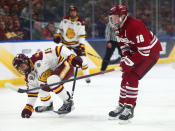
{"left": 108, "top": 15, "right": 120, "bottom": 29}
{"left": 12, "top": 54, "right": 31, "bottom": 75}
{"left": 109, "top": 4, "right": 128, "bottom": 29}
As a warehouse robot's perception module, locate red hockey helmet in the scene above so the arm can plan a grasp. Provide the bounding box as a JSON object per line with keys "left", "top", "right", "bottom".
{"left": 69, "top": 5, "right": 78, "bottom": 12}
{"left": 12, "top": 54, "right": 31, "bottom": 75}
{"left": 109, "top": 4, "right": 128, "bottom": 16}
{"left": 109, "top": 4, "right": 128, "bottom": 29}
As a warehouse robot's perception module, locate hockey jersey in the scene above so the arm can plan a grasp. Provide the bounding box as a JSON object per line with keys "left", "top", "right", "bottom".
{"left": 116, "top": 17, "right": 162, "bottom": 65}
{"left": 56, "top": 16, "right": 86, "bottom": 48}
{"left": 25, "top": 46, "right": 73, "bottom": 106}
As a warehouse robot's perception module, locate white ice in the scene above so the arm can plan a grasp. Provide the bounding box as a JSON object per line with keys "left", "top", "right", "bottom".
{"left": 0, "top": 63, "right": 175, "bottom": 131}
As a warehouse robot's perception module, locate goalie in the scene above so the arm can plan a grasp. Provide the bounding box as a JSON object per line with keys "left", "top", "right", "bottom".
{"left": 12, "top": 45, "right": 83, "bottom": 118}
{"left": 53, "top": 5, "right": 91, "bottom": 83}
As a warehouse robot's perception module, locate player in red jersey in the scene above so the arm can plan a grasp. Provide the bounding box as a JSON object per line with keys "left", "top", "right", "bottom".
{"left": 108, "top": 4, "right": 162, "bottom": 123}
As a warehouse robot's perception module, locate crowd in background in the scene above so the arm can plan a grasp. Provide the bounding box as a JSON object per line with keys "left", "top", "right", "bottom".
{"left": 0, "top": 0, "right": 174, "bottom": 41}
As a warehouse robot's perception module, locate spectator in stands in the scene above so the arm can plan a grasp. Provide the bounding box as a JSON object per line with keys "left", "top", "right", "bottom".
{"left": 0, "top": 6, "right": 5, "bottom": 16}
{"left": 43, "top": 22, "right": 55, "bottom": 40}
{"left": 32, "top": 2, "right": 43, "bottom": 21}
{"left": 32, "top": 21, "right": 45, "bottom": 40}
{"left": 0, "top": 21, "right": 8, "bottom": 40}
{"left": 21, "top": 3, "right": 30, "bottom": 20}
{"left": 13, "top": 19, "right": 29, "bottom": 40}
{"left": 5, "top": 16, "right": 19, "bottom": 40}
{"left": 11, "top": 3, "right": 20, "bottom": 16}
{"left": 3, "top": 5, "right": 10, "bottom": 16}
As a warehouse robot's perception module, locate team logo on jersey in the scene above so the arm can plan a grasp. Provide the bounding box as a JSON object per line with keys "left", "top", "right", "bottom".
{"left": 29, "top": 76, "right": 34, "bottom": 80}
{"left": 38, "top": 69, "right": 53, "bottom": 82}
{"left": 66, "top": 28, "right": 75, "bottom": 39}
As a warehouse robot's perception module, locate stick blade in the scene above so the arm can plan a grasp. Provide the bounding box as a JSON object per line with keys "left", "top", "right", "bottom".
{"left": 5, "top": 83, "right": 26, "bottom": 93}
{"left": 5, "top": 83, "right": 19, "bottom": 92}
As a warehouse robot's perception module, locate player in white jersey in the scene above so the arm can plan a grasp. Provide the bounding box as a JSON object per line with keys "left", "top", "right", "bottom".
{"left": 12, "top": 45, "right": 83, "bottom": 118}
{"left": 53, "top": 5, "right": 91, "bottom": 83}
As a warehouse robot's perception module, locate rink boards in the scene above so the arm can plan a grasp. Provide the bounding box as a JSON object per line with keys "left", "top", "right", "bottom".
{"left": 0, "top": 38, "right": 175, "bottom": 87}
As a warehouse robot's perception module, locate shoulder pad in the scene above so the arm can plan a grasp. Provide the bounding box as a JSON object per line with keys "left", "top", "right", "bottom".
{"left": 30, "top": 52, "right": 43, "bottom": 65}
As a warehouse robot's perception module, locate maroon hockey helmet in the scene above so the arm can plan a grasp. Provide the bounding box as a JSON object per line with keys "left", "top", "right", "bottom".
{"left": 12, "top": 54, "right": 31, "bottom": 75}
{"left": 69, "top": 5, "right": 78, "bottom": 12}
{"left": 109, "top": 4, "right": 128, "bottom": 16}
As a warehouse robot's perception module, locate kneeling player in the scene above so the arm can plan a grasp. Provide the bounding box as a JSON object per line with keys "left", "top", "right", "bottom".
{"left": 12, "top": 45, "right": 82, "bottom": 118}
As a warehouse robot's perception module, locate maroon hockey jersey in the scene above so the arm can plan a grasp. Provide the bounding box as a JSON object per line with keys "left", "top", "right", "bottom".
{"left": 116, "top": 17, "right": 162, "bottom": 65}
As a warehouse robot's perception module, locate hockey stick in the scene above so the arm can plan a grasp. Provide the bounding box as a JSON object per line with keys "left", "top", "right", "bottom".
{"left": 5, "top": 68, "right": 118, "bottom": 93}
{"left": 87, "top": 52, "right": 110, "bottom": 63}
{"left": 71, "top": 67, "right": 78, "bottom": 98}
{"left": 87, "top": 52, "right": 121, "bottom": 64}
{"left": 87, "top": 52, "right": 102, "bottom": 60}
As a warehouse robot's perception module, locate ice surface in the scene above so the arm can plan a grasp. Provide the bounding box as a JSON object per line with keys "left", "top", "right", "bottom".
{"left": 0, "top": 63, "right": 175, "bottom": 131}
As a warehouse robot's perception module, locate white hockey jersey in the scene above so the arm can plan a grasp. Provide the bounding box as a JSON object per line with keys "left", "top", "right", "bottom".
{"left": 26, "top": 45, "right": 73, "bottom": 88}
{"left": 25, "top": 45, "right": 74, "bottom": 106}
{"left": 56, "top": 16, "right": 86, "bottom": 48}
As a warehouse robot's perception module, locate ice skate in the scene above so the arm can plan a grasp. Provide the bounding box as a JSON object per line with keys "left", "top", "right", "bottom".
{"left": 108, "top": 103, "right": 124, "bottom": 120}
{"left": 54, "top": 99, "right": 74, "bottom": 115}
{"left": 35, "top": 102, "right": 53, "bottom": 112}
{"left": 118, "top": 104, "right": 136, "bottom": 124}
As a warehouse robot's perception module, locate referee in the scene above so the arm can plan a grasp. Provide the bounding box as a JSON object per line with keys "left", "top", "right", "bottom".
{"left": 100, "top": 22, "right": 122, "bottom": 71}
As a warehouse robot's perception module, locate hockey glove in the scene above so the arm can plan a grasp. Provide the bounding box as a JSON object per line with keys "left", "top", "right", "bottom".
{"left": 74, "top": 44, "right": 86, "bottom": 56}
{"left": 120, "top": 56, "right": 134, "bottom": 72}
{"left": 21, "top": 104, "right": 34, "bottom": 118}
{"left": 53, "top": 33, "right": 61, "bottom": 44}
{"left": 72, "top": 56, "right": 83, "bottom": 68}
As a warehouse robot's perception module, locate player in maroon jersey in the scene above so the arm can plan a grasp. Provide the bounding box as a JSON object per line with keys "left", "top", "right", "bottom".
{"left": 108, "top": 4, "right": 162, "bottom": 122}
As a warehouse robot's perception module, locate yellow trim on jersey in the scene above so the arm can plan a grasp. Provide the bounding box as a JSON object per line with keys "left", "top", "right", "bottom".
{"left": 74, "top": 16, "right": 79, "bottom": 22}
{"left": 58, "top": 56, "right": 64, "bottom": 63}
{"left": 56, "top": 46, "right": 62, "bottom": 57}
{"left": 27, "top": 93, "right": 38, "bottom": 97}
{"left": 60, "top": 61, "right": 70, "bottom": 79}
{"left": 53, "top": 85, "right": 63, "bottom": 93}
{"left": 54, "top": 33, "right": 61, "bottom": 37}
{"left": 40, "top": 94, "right": 51, "bottom": 101}
{"left": 79, "top": 35, "right": 86, "bottom": 38}
{"left": 82, "top": 64, "right": 88, "bottom": 70}
{"left": 67, "top": 54, "right": 76, "bottom": 65}
{"left": 61, "top": 37, "right": 78, "bottom": 45}
{"left": 24, "top": 105, "right": 34, "bottom": 112}
{"left": 69, "top": 16, "right": 79, "bottom": 22}
{"left": 38, "top": 69, "right": 53, "bottom": 82}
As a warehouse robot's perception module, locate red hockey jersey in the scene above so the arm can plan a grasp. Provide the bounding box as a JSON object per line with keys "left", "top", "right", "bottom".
{"left": 116, "top": 17, "right": 162, "bottom": 65}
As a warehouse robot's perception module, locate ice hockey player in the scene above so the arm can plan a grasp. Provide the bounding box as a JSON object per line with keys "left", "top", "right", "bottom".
{"left": 12, "top": 45, "right": 83, "bottom": 118}
{"left": 53, "top": 5, "right": 91, "bottom": 83}
{"left": 108, "top": 4, "right": 162, "bottom": 123}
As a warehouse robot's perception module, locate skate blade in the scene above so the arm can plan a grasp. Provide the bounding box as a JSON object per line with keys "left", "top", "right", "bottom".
{"left": 118, "top": 119, "right": 131, "bottom": 124}
{"left": 53, "top": 106, "right": 75, "bottom": 116}
{"left": 108, "top": 116, "right": 119, "bottom": 120}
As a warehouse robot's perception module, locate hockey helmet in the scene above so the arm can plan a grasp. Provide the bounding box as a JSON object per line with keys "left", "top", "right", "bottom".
{"left": 109, "top": 4, "right": 128, "bottom": 16}
{"left": 12, "top": 54, "right": 31, "bottom": 75}
{"left": 69, "top": 5, "right": 78, "bottom": 12}
{"left": 109, "top": 4, "right": 128, "bottom": 29}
